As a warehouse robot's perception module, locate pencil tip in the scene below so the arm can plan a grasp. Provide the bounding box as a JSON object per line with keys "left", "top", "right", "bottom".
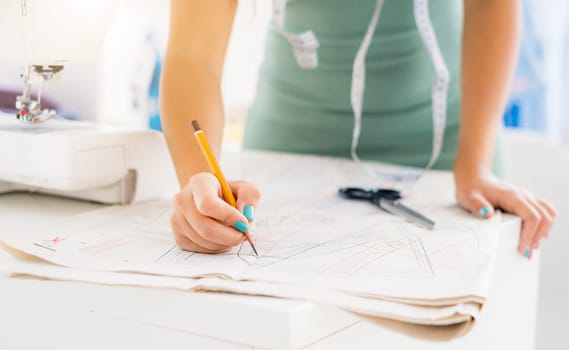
{"left": 251, "top": 243, "right": 259, "bottom": 257}
{"left": 190, "top": 120, "right": 201, "bottom": 132}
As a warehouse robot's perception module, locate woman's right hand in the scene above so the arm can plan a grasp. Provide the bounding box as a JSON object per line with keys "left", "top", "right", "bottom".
{"left": 171, "top": 173, "right": 261, "bottom": 254}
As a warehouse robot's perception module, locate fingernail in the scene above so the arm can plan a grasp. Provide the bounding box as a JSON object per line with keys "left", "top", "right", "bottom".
{"left": 523, "top": 247, "right": 530, "bottom": 258}
{"left": 478, "top": 206, "right": 489, "bottom": 218}
{"left": 529, "top": 250, "right": 533, "bottom": 260}
{"left": 234, "top": 220, "right": 248, "bottom": 233}
{"left": 243, "top": 205, "right": 254, "bottom": 221}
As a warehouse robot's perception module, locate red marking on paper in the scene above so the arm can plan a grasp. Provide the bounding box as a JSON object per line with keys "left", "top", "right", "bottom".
{"left": 49, "top": 236, "right": 66, "bottom": 245}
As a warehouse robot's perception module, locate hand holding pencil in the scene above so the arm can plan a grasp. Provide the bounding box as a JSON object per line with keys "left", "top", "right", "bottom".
{"left": 169, "top": 121, "right": 261, "bottom": 255}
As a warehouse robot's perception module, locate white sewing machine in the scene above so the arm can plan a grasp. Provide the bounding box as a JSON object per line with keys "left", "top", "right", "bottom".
{"left": 0, "top": 0, "right": 172, "bottom": 204}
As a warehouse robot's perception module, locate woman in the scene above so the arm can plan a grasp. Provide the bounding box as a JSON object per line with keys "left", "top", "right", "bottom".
{"left": 160, "top": 0, "right": 555, "bottom": 259}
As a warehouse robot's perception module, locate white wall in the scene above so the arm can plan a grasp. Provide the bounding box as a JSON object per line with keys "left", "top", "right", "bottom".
{"left": 222, "top": 0, "right": 271, "bottom": 119}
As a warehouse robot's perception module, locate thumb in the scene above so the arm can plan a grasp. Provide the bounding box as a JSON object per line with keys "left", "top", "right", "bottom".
{"left": 460, "top": 191, "right": 495, "bottom": 219}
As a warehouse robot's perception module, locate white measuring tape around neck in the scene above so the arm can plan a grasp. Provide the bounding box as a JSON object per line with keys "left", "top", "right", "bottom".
{"left": 272, "top": 0, "right": 450, "bottom": 175}
{"left": 272, "top": 0, "right": 320, "bottom": 69}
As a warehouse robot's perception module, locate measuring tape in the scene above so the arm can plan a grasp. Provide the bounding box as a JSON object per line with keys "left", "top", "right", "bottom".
{"left": 272, "top": 0, "right": 320, "bottom": 70}
{"left": 272, "top": 0, "right": 450, "bottom": 179}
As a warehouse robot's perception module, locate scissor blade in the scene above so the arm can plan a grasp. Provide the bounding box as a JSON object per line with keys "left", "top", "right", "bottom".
{"left": 379, "top": 199, "right": 435, "bottom": 230}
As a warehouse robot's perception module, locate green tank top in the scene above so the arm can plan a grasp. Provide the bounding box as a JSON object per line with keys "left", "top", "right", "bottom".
{"left": 243, "top": 0, "right": 503, "bottom": 172}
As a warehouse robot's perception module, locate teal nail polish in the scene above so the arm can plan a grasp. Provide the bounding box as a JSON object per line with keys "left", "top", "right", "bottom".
{"left": 244, "top": 205, "right": 254, "bottom": 221}
{"left": 523, "top": 247, "right": 530, "bottom": 258}
{"left": 479, "top": 207, "right": 489, "bottom": 218}
{"left": 234, "top": 220, "right": 248, "bottom": 233}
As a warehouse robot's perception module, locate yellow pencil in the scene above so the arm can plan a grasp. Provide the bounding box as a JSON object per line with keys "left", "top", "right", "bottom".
{"left": 190, "top": 120, "right": 258, "bottom": 256}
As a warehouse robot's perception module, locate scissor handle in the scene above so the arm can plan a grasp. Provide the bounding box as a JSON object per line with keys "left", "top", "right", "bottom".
{"left": 374, "top": 189, "right": 402, "bottom": 201}
{"left": 338, "top": 187, "right": 402, "bottom": 201}
{"left": 339, "top": 187, "right": 372, "bottom": 200}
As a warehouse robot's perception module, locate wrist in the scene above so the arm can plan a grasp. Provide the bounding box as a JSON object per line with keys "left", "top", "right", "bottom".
{"left": 453, "top": 156, "right": 493, "bottom": 183}
{"left": 453, "top": 140, "right": 495, "bottom": 175}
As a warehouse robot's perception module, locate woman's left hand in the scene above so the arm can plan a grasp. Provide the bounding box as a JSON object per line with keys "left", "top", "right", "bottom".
{"left": 454, "top": 169, "right": 556, "bottom": 259}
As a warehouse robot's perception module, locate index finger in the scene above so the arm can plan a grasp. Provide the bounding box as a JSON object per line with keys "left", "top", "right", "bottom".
{"left": 493, "top": 189, "right": 541, "bottom": 256}
{"left": 230, "top": 181, "right": 262, "bottom": 213}
{"left": 192, "top": 177, "right": 249, "bottom": 227}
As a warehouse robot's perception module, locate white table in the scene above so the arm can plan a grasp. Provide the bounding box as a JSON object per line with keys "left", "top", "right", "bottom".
{"left": 0, "top": 193, "right": 539, "bottom": 350}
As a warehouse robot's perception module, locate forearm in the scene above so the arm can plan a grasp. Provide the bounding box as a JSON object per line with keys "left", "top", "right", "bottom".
{"left": 455, "top": 0, "right": 520, "bottom": 175}
{"left": 160, "top": 52, "right": 225, "bottom": 187}
{"left": 160, "top": 0, "right": 236, "bottom": 187}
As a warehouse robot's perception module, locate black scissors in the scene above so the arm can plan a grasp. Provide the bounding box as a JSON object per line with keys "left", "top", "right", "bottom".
{"left": 339, "top": 187, "right": 435, "bottom": 230}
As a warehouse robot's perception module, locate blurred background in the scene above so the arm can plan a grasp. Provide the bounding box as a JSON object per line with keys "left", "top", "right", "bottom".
{"left": 0, "top": 0, "right": 271, "bottom": 150}
{"left": 0, "top": 1, "right": 567, "bottom": 348}
{"left": 0, "top": 0, "right": 567, "bottom": 146}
